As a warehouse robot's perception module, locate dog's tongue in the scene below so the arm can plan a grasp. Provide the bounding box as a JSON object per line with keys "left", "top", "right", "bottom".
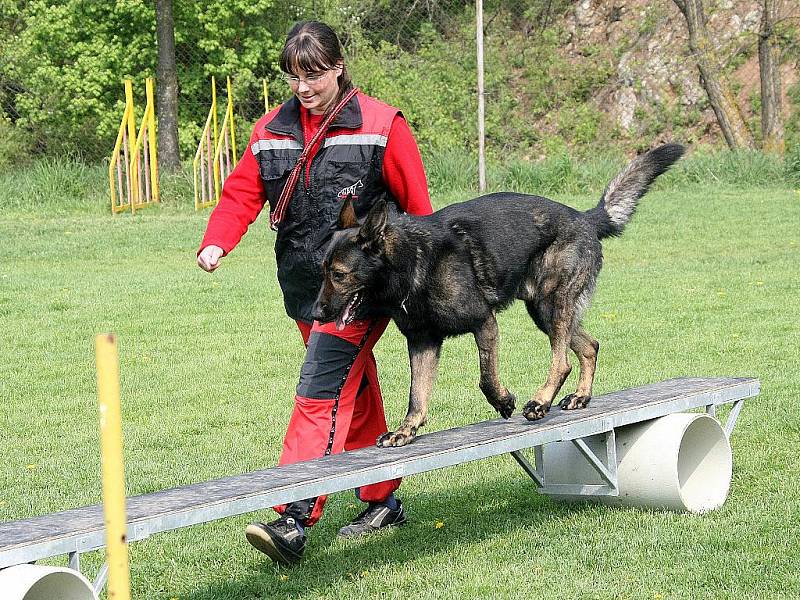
{"left": 337, "top": 295, "right": 358, "bottom": 331}
{"left": 336, "top": 305, "right": 352, "bottom": 331}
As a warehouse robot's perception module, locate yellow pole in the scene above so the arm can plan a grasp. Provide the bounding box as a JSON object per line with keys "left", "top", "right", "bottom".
{"left": 193, "top": 150, "right": 200, "bottom": 211}
{"left": 227, "top": 77, "right": 237, "bottom": 166}
{"left": 95, "top": 333, "right": 132, "bottom": 600}
{"left": 211, "top": 76, "right": 218, "bottom": 157}
{"left": 124, "top": 80, "right": 138, "bottom": 215}
{"left": 263, "top": 79, "right": 269, "bottom": 114}
{"left": 211, "top": 77, "right": 220, "bottom": 203}
{"left": 146, "top": 77, "right": 160, "bottom": 203}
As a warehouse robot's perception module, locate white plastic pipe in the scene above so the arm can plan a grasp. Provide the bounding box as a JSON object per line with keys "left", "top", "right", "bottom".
{"left": 0, "top": 564, "right": 98, "bottom": 600}
{"left": 541, "top": 413, "right": 732, "bottom": 513}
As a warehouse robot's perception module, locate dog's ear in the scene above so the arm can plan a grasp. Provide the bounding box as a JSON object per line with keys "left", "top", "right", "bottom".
{"left": 357, "top": 200, "right": 388, "bottom": 253}
{"left": 337, "top": 194, "right": 359, "bottom": 230}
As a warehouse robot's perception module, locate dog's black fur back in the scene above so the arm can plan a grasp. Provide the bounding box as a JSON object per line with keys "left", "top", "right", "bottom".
{"left": 379, "top": 193, "right": 591, "bottom": 334}
{"left": 313, "top": 144, "right": 685, "bottom": 446}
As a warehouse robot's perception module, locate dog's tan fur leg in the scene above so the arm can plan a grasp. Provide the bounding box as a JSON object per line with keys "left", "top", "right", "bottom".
{"left": 377, "top": 340, "right": 441, "bottom": 447}
{"left": 559, "top": 327, "right": 598, "bottom": 409}
{"left": 523, "top": 321, "right": 572, "bottom": 421}
{"left": 473, "top": 313, "right": 515, "bottom": 418}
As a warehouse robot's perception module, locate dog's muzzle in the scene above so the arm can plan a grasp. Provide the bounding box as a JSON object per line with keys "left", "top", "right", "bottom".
{"left": 310, "top": 301, "right": 329, "bottom": 323}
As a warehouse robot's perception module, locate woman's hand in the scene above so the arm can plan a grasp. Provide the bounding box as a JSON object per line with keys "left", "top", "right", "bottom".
{"left": 197, "top": 245, "right": 224, "bottom": 272}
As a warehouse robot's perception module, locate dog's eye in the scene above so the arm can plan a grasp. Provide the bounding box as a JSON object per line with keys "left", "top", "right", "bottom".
{"left": 331, "top": 270, "right": 347, "bottom": 283}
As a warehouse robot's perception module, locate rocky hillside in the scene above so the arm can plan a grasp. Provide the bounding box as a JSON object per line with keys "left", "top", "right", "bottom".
{"left": 559, "top": 0, "right": 798, "bottom": 147}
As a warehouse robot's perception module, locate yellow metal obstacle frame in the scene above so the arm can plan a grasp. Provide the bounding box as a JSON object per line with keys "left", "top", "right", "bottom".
{"left": 194, "top": 76, "right": 219, "bottom": 211}
{"left": 193, "top": 77, "right": 237, "bottom": 211}
{"left": 212, "top": 77, "right": 238, "bottom": 209}
{"left": 109, "top": 79, "right": 160, "bottom": 215}
{"left": 193, "top": 77, "right": 271, "bottom": 211}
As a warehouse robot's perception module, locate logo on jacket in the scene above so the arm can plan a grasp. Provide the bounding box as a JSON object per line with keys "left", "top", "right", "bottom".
{"left": 337, "top": 179, "right": 364, "bottom": 201}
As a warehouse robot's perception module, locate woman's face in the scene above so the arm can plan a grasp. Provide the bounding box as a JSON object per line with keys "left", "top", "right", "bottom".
{"left": 287, "top": 63, "right": 343, "bottom": 115}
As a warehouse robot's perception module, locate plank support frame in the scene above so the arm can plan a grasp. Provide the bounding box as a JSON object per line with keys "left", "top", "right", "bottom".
{"left": 512, "top": 397, "right": 747, "bottom": 497}
{"left": 0, "top": 378, "right": 759, "bottom": 579}
{"left": 511, "top": 428, "right": 619, "bottom": 497}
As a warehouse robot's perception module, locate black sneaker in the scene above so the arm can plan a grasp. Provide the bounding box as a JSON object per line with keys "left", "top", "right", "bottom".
{"left": 337, "top": 500, "right": 407, "bottom": 537}
{"left": 245, "top": 516, "right": 306, "bottom": 565}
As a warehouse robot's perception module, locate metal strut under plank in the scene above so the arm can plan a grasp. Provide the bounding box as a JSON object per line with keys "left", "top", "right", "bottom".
{"left": 512, "top": 428, "right": 619, "bottom": 496}
{"left": 66, "top": 550, "right": 108, "bottom": 593}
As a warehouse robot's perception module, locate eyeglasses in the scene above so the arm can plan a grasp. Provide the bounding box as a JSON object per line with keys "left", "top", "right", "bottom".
{"left": 283, "top": 70, "right": 331, "bottom": 86}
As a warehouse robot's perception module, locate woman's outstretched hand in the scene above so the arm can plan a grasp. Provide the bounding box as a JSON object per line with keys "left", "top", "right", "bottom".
{"left": 197, "top": 245, "right": 224, "bottom": 272}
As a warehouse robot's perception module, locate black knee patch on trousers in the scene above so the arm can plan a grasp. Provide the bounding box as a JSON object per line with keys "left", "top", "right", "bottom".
{"left": 297, "top": 331, "right": 359, "bottom": 399}
{"left": 357, "top": 371, "right": 370, "bottom": 397}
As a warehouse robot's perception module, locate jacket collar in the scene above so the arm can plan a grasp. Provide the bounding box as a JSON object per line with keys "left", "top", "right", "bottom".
{"left": 266, "top": 93, "right": 363, "bottom": 142}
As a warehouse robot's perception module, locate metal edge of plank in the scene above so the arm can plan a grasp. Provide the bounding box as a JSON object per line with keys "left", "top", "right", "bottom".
{"left": 0, "top": 377, "right": 759, "bottom": 568}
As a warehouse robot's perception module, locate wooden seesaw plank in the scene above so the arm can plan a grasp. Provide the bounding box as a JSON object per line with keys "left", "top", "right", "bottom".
{"left": 0, "top": 376, "right": 759, "bottom": 568}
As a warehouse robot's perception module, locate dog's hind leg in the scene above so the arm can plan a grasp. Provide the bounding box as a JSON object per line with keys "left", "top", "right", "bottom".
{"left": 473, "top": 312, "right": 515, "bottom": 418}
{"left": 559, "top": 327, "right": 598, "bottom": 410}
{"left": 377, "top": 338, "right": 442, "bottom": 448}
{"left": 521, "top": 300, "right": 573, "bottom": 421}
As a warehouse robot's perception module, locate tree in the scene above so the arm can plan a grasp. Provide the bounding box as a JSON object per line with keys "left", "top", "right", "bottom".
{"left": 156, "top": 0, "right": 181, "bottom": 171}
{"left": 3, "top": 0, "right": 283, "bottom": 162}
{"left": 758, "top": 0, "right": 784, "bottom": 154}
{"left": 672, "top": 0, "right": 756, "bottom": 150}
{"left": 4, "top": 1, "right": 156, "bottom": 160}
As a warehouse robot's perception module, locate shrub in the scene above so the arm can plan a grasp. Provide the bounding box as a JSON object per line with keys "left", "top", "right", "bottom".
{"left": 0, "top": 117, "right": 34, "bottom": 170}
{"left": 785, "top": 143, "right": 800, "bottom": 186}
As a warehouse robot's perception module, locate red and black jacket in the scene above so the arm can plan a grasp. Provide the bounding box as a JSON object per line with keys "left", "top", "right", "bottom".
{"left": 200, "top": 92, "right": 432, "bottom": 322}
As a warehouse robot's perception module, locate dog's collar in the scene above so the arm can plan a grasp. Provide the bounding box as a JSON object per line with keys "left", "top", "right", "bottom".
{"left": 387, "top": 225, "right": 424, "bottom": 316}
{"left": 384, "top": 258, "right": 411, "bottom": 314}
{"left": 395, "top": 256, "right": 416, "bottom": 315}
{"left": 400, "top": 294, "right": 410, "bottom": 314}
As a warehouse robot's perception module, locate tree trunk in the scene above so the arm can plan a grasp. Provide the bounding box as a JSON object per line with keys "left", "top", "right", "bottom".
{"left": 758, "top": 0, "right": 784, "bottom": 154}
{"left": 155, "top": 0, "right": 181, "bottom": 172}
{"left": 673, "top": 0, "right": 755, "bottom": 150}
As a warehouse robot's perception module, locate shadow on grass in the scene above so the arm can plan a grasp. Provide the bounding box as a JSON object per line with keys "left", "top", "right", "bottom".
{"left": 178, "top": 473, "right": 592, "bottom": 599}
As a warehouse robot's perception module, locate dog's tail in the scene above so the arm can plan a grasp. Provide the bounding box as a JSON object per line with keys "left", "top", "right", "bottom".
{"left": 587, "top": 143, "right": 685, "bottom": 239}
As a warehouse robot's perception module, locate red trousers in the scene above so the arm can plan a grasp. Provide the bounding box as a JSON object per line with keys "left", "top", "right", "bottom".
{"left": 274, "top": 317, "right": 401, "bottom": 526}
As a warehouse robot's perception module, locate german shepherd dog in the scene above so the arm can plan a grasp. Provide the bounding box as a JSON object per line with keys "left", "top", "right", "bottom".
{"left": 312, "top": 144, "right": 685, "bottom": 447}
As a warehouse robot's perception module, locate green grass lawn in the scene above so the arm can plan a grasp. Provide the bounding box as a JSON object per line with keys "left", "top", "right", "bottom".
{"left": 0, "top": 179, "right": 798, "bottom": 599}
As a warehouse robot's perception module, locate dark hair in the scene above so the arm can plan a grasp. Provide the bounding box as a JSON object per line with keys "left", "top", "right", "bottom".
{"left": 280, "top": 21, "right": 354, "bottom": 113}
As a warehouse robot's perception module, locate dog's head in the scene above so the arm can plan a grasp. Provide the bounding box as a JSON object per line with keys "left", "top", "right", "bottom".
{"left": 311, "top": 196, "right": 391, "bottom": 330}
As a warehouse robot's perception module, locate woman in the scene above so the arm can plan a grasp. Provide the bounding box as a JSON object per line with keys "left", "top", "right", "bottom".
{"left": 197, "top": 21, "right": 432, "bottom": 566}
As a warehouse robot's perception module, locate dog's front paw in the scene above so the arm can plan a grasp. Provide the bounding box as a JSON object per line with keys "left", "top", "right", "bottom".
{"left": 377, "top": 427, "right": 417, "bottom": 448}
{"left": 522, "top": 400, "right": 551, "bottom": 421}
{"left": 497, "top": 392, "right": 516, "bottom": 419}
{"left": 559, "top": 394, "right": 591, "bottom": 410}
{"left": 488, "top": 391, "right": 516, "bottom": 419}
